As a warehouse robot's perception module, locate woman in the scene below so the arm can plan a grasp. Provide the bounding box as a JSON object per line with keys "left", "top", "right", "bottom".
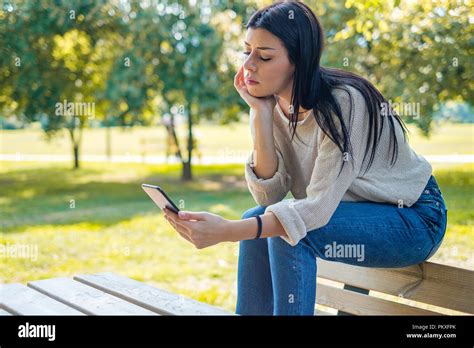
{"left": 163, "top": 1, "right": 448, "bottom": 315}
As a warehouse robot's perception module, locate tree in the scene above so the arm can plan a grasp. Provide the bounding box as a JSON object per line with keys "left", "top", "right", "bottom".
{"left": 0, "top": 1, "right": 124, "bottom": 168}
{"left": 127, "top": 0, "right": 250, "bottom": 180}
{"left": 2, "top": 0, "right": 470, "bottom": 174}
{"left": 310, "top": 0, "right": 472, "bottom": 135}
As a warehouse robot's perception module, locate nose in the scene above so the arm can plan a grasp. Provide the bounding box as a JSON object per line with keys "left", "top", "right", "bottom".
{"left": 243, "top": 54, "right": 256, "bottom": 73}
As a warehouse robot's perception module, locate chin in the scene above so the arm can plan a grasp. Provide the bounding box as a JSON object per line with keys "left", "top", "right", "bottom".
{"left": 247, "top": 87, "right": 271, "bottom": 98}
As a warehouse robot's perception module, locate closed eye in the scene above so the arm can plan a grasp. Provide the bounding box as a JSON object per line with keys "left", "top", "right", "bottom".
{"left": 242, "top": 51, "right": 272, "bottom": 61}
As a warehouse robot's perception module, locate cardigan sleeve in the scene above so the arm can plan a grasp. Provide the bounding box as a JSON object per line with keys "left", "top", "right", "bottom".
{"left": 265, "top": 86, "right": 370, "bottom": 246}
{"left": 244, "top": 142, "right": 292, "bottom": 207}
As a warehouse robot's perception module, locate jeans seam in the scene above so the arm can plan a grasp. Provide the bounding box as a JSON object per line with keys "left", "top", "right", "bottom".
{"left": 296, "top": 244, "right": 303, "bottom": 315}
{"left": 314, "top": 222, "right": 435, "bottom": 234}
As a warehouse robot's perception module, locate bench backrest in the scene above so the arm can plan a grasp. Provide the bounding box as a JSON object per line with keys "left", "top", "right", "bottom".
{"left": 315, "top": 260, "right": 473, "bottom": 315}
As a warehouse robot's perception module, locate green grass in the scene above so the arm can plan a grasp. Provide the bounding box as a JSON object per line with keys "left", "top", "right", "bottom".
{"left": 1, "top": 122, "right": 473, "bottom": 157}
{"left": 431, "top": 164, "right": 474, "bottom": 267}
{"left": 0, "top": 161, "right": 253, "bottom": 311}
{"left": 0, "top": 161, "right": 472, "bottom": 313}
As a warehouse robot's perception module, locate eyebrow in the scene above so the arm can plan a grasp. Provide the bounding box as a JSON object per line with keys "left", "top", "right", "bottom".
{"left": 244, "top": 41, "right": 276, "bottom": 50}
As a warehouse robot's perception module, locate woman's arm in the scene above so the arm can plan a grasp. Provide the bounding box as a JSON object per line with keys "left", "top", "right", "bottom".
{"left": 164, "top": 208, "right": 287, "bottom": 249}
{"left": 250, "top": 107, "right": 278, "bottom": 179}
{"left": 226, "top": 211, "right": 287, "bottom": 242}
{"left": 234, "top": 65, "right": 278, "bottom": 179}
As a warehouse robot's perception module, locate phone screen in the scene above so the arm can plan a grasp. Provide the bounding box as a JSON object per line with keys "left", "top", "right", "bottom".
{"left": 142, "top": 184, "right": 180, "bottom": 214}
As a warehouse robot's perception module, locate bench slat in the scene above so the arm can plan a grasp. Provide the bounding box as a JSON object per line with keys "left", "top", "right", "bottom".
{"left": 28, "top": 278, "right": 158, "bottom": 315}
{"left": 317, "top": 260, "right": 474, "bottom": 314}
{"left": 0, "top": 283, "right": 83, "bottom": 315}
{"left": 74, "top": 272, "right": 232, "bottom": 315}
{"left": 316, "top": 283, "right": 441, "bottom": 315}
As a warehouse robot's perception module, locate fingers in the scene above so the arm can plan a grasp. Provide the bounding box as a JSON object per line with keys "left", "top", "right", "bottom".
{"left": 164, "top": 208, "right": 193, "bottom": 237}
{"left": 177, "top": 211, "right": 207, "bottom": 221}
{"left": 234, "top": 66, "right": 242, "bottom": 90}
{"left": 174, "top": 218, "right": 191, "bottom": 233}
{"left": 234, "top": 65, "right": 246, "bottom": 92}
{"left": 166, "top": 213, "right": 190, "bottom": 234}
{"left": 164, "top": 214, "right": 193, "bottom": 242}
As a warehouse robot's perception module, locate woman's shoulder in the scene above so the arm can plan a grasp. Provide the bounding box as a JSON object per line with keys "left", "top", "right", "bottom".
{"left": 328, "top": 84, "right": 369, "bottom": 128}
{"left": 330, "top": 84, "right": 366, "bottom": 109}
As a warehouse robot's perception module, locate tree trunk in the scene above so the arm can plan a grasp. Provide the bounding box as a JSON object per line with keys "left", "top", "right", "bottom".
{"left": 182, "top": 161, "right": 192, "bottom": 181}
{"left": 73, "top": 145, "right": 79, "bottom": 169}
{"left": 68, "top": 118, "right": 83, "bottom": 170}
{"left": 182, "top": 100, "right": 193, "bottom": 181}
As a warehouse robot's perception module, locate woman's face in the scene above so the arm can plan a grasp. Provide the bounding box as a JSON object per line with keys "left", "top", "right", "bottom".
{"left": 242, "top": 28, "right": 295, "bottom": 98}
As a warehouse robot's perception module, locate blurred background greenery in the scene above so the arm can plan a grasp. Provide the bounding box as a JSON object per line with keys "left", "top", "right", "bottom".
{"left": 0, "top": 0, "right": 472, "bottom": 312}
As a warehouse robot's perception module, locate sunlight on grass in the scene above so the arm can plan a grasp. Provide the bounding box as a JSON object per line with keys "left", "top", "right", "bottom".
{"left": 0, "top": 161, "right": 472, "bottom": 313}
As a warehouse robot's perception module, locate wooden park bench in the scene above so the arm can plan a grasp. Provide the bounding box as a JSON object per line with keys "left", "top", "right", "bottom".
{"left": 0, "top": 272, "right": 231, "bottom": 315}
{"left": 1, "top": 260, "right": 472, "bottom": 315}
{"left": 314, "top": 259, "right": 473, "bottom": 315}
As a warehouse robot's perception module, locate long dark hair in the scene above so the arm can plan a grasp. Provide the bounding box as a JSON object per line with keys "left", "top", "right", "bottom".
{"left": 245, "top": 1, "right": 409, "bottom": 176}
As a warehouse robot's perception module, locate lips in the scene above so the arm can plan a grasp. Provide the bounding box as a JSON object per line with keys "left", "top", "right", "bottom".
{"left": 245, "top": 79, "right": 259, "bottom": 85}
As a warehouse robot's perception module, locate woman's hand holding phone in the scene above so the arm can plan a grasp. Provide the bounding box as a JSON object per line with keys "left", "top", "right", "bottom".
{"left": 163, "top": 208, "right": 232, "bottom": 249}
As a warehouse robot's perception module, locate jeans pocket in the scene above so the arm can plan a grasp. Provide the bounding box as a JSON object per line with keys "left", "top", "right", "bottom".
{"left": 414, "top": 194, "right": 445, "bottom": 234}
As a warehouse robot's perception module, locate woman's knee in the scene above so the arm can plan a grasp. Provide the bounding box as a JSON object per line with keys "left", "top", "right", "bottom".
{"left": 241, "top": 205, "right": 267, "bottom": 220}
{"left": 267, "top": 235, "right": 316, "bottom": 263}
{"left": 267, "top": 235, "right": 301, "bottom": 259}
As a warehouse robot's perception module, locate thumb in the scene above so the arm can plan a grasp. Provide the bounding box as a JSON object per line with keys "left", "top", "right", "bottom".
{"left": 178, "top": 211, "right": 207, "bottom": 221}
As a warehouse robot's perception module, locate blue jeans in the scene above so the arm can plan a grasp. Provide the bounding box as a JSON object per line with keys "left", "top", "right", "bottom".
{"left": 236, "top": 175, "right": 448, "bottom": 315}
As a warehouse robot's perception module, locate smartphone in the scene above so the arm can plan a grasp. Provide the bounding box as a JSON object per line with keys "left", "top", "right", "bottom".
{"left": 142, "top": 184, "right": 180, "bottom": 214}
